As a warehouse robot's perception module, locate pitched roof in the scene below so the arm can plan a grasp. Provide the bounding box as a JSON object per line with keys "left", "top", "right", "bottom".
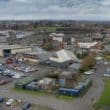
{"left": 50, "top": 49, "right": 79, "bottom": 63}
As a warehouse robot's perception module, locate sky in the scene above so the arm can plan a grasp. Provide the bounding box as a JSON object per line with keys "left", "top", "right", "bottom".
{"left": 0, "top": 0, "right": 110, "bottom": 20}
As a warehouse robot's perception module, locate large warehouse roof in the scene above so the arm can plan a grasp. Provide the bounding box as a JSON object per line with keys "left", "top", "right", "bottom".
{"left": 0, "top": 45, "right": 31, "bottom": 50}
{"left": 50, "top": 49, "right": 79, "bottom": 63}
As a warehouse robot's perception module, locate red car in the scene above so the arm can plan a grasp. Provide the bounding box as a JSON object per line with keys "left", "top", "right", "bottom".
{"left": 0, "top": 79, "right": 7, "bottom": 85}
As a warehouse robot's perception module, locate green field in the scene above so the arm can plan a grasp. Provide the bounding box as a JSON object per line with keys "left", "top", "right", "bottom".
{"left": 37, "top": 26, "right": 58, "bottom": 32}
{"left": 94, "top": 78, "right": 110, "bottom": 110}
{"left": 30, "top": 104, "right": 52, "bottom": 110}
{"left": 103, "top": 55, "right": 110, "bottom": 61}
{"left": 56, "top": 94, "right": 75, "bottom": 101}
{"left": 12, "top": 88, "right": 48, "bottom": 96}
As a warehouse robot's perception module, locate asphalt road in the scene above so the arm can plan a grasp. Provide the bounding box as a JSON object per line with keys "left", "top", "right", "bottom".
{"left": 0, "top": 63, "right": 106, "bottom": 110}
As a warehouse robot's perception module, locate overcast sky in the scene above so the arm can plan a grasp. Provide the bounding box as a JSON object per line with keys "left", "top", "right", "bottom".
{"left": 0, "top": 0, "right": 110, "bottom": 20}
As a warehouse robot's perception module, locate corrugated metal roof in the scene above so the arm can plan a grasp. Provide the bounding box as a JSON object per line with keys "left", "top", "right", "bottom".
{"left": 50, "top": 49, "right": 79, "bottom": 63}
{"left": 69, "top": 63, "right": 81, "bottom": 70}
{"left": 0, "top": 45, "right": 31, "bottom": 50}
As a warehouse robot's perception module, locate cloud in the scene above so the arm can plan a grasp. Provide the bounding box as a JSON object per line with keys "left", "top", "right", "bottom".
{"left": 0, "top": 0, "right": 109, "bottom": 20}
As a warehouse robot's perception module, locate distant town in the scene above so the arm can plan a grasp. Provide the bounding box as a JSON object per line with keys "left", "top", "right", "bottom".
{"left": 0, "top": 20, "right": 109, "bottom": 110}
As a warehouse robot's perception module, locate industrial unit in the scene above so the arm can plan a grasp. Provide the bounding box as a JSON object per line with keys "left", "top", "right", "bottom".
{"left": 0, "top": 45, "right": 32, "bottom": 57}
{"left": 50, "top": 49, "right": 80, "bottom": 68}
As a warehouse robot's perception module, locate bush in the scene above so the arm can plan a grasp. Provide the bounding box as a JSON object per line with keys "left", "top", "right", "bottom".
{"left": 80, "top": 55, "right": 96, "bottom": 73}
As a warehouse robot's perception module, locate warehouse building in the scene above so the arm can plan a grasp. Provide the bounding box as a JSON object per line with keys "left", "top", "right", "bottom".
{"left": 18, "top": 52, "right": 39, "bottom": 63}
{"left": 17, "top": 47, "right": 52, "bottom": 63}
{"left": 50, "top": 49, "right": 80, "bottom": 68}
{"left": 0, "top": 44, "right": 32, "bottom": 57}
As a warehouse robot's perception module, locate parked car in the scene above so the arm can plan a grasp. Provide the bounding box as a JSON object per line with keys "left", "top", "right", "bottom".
{"left": 0, "top": 68, "right": 5, "bottom": 74}
{"left": 84, "top": 70, "right": 94, "bottom": 75}
{"left": 2, "top": 72, "right": 8, "bottom": 76}
{"left": 12, "top": 73, "right": 23, "bottom": 79}
{"left": 104, "top": 61, "right": 108, "bottom": 65}
{"left": 6, "top": 72, "right": 14, "bottom": 78}
{"left": 6, "top": 98, "right": 14, "bottom": 106}
{"left": 22, "top": 102, "right": 31, "bottom": 110}
{"left": 0, "top": 97, "right": 4, "bottom": 103}
{"left": 26, "top": 82, "right": 39, "bottom": 91}
{"left": 0, "top": 79, "right": 7, "bottom": 85}
{"left": 104, "top": 74, "right": 110, "bottom": 77}
{"left": 0, "top": 63, "right": 4, "bottom": 66}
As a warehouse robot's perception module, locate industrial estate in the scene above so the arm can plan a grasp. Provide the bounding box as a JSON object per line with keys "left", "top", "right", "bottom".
{"left": 0, "top": 21, "right": 109, "bottom": 110}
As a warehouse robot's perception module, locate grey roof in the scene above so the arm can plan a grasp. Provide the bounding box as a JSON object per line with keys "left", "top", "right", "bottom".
{"left": 69, "top": 63, "right": 81, "bottom": 70}
{"left": 16, "top": 31, "right": 35, "bottom": 39}
{"left": 0, "top": 44, "right": 31, "bottom": 50}
{"left": 33, "top": 47, "right": 52, "bottom": 61}
{"left": 105, "top": 45, "right": 110, "bottom": 52}
{"left": 59, "top": 71, "right": 74, "bottom": 79}
{"left": 50, "top": 49, "right": 80, "bottom": 63}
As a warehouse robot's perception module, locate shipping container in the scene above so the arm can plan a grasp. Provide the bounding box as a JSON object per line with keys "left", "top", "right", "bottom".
{"left": 15, "top": 76, "right": 37, "bottom": 89}
{"left": 26, "top": 82, "right": 39, "bottom": 91}
{"left": 59, "top": 88, "right": 80, "bottom": 96}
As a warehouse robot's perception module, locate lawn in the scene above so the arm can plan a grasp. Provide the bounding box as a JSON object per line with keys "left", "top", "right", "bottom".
{"left": 94, "top": 78, "right": 110, "bottom": 110}
{"left": 37, "top": 26, "right": 58, "bottom": 32}
{"left": 29, "top": 104, "right": 52, "bottom": 110}
{"left": 103, "top": 55, "right": 110, "bottom": 61}
{"left": 55, "top": 94, "right": 75, "bottom": 101}
{"left": 12, "top": 88, "right": 49, "bottom": 96}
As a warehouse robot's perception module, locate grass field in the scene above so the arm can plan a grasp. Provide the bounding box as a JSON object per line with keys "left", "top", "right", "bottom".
{"left": 94, "top": 78, "right": 110, "bottom": 110}
{"left": 12, "top": 88, "right": 49, "bottom": 96}
{"left": 55, "top": 94, "right": 75, "bottom": 101}
{"left": 31, "top": 104, "right": 52, "bottom": 110}
{"left": 37, "top": 26, "right": 58, "bottom": 32}
{"left": 103, "top": 55, "right": 110, "bottom": 61}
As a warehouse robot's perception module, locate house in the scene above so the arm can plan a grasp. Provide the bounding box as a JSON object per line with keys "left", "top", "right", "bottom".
{"left": 52, "top": 40, "right": 63, "bottom": 50}
{"left": 49, "top": 33, "right": 65, "bottom": 40}
{"left": 50, "top": 49, "right": 80, "bottom": 68}
{"left": 52, "top": 36, "right": 63, "bottom": 43}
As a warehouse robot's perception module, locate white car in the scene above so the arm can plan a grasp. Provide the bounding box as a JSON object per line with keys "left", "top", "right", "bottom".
{"left": 104, "top": 61, "right": 108, "bottom": 65}
{"left": 6, "top": 98, "right": 14, "bottom": 106}
{"left": 12, "top": 74, "right": 23, "bottom": 79}
{"left": 104, "top": 74, "right": 110, "bottom": 77}
{"left": 84, "top": 70, "right": 94, "bottom": 75}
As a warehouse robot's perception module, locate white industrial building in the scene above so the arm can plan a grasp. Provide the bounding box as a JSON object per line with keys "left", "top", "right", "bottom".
{"left": 0, "top": 44, "right": 32, "bottom": 57}
{"left": 77, "top": 42, "right": 98, "bottom": 49}
{"left": 50, "top": 49, "right": 80, "bottom": 68}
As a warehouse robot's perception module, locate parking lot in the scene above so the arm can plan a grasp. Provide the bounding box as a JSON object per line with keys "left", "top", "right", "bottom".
{"left": 0, "top": 96, "right": 49, "bottom": 110}
{"left": 0, "top": 58, "right": 56, "bottom": 110}
{"left": 0, "top": 57, "right": 109, "bottom": 110}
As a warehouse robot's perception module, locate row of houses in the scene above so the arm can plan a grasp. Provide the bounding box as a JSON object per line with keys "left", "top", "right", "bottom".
{"left": 43, "top": 32, "right": 104, "bottom": 51}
